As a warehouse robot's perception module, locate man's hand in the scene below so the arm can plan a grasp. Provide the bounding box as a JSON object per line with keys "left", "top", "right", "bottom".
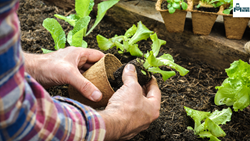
{"left": 99, "top": 64, "right": 161, "bottom": 140}
{"left": 23, "top": 47, "right": 105, "bottom": 102}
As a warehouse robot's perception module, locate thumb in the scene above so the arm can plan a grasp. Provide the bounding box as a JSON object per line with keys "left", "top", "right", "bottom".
{"left": 69, "top": 70, "right": 102, "bottom": 102}
{"left": 122, "top": 64, "right": 138, "bottom": 84}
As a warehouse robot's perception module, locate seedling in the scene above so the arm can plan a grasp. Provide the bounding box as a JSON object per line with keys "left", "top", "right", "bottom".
{"left": 184, "top": 106, "right": 232, "bottom": 141}
{"left": 196, "top": 0, "right": 220, "bottom": 8}
{"left": 97, "top": 21, "right": 189, "bottom": 82}
{"left": 214, "top": 59, "right": 250, "bottom": 112}
{"left": 166, "top": 0, "right": 188, "bottom": 14}
{"left": 219, "top": 0, "right": 233, "bottom": 14}
{"left": 41, "top": 0, "right": 119, "bottom": 53}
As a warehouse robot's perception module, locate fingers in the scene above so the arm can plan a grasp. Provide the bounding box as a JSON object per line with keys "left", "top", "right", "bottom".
{"left": 145, "top": 76, "right": 161, "bottom": 108}
{"left": 122, "top": 64, "right": 138, "bottom": 84}
{"left": 69, "top": 70, "right": 102, "bottom": 102}
{"left": 79, "top": 48, "right": 105, "bottom": 65}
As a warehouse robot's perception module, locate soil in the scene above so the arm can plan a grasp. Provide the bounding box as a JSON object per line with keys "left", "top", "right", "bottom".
{"left": 18, "top": 0, "right": 250, "bottom": 140}
{"left": 193, "top": 6, "right": 220, "bottom": 13}
{"left": 111, "top": 58, "right": 152, "bottom": 91}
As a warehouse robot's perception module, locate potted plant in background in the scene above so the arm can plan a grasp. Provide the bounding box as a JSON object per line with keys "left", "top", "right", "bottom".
{"left": 218, "top": 0, "right": 250, "bottom": 39}
{"left": 191, "top": 0, "right": 221, "bottom": 35}
{"left": 155, "top": 0, "right": 189, "bottom": 33}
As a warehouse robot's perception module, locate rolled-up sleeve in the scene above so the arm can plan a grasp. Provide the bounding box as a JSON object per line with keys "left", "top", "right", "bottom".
{"left": 0, "top": 0, "right": 106, "bottom": 140}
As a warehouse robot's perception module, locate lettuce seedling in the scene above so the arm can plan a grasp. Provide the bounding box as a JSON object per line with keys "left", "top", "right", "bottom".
{"left": 184, "top": 106, "right": 232, "bottom": 141}
{"left": 166, "top": 0, "right": 188, "bottom": 14}
{"left": 196, "top": 0, "right": 220, "bottom": 9}
{"left": 42, "top": 0, "right": 119, "bottom": 53}
{"left": 97, "top": 21, "right": 189, "bottom": 81}
{"left": 214, "top": 60, "right": 250, "bottom": 112}
{"left": 219, "top": 0, "right": 233, "bottom": 14}
{"left": 97, "top": 21, "right": 153, "bottom": 57}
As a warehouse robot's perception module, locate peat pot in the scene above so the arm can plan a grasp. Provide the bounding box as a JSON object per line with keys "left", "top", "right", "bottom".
{"left": 155, "top": 0, "right": 188, "bottom": 33}
{"left": 68, "top": 53, "right": 122, "bottom": 108}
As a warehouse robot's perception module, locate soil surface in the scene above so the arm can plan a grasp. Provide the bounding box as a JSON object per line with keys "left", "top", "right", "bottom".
{"left": 18, "top": 0, "right": 250, "bottom": 140}
{"left": 111, "top": 58, "right": 152, "bottom": 91}
{"left": 193, "top": 6, "right": 220, "bottom": 13}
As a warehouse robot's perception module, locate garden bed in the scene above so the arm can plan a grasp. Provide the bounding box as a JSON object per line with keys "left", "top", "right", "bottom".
{"left": 19, "top": 0, "right": 250, "bottom": 140}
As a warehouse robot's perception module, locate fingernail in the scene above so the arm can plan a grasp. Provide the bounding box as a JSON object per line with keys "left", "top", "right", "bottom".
{"left": 91, "top": 90, "right": 102, "bottom": 101}
{"left": 125, "top": 64, "right": 135, "bottom": 72}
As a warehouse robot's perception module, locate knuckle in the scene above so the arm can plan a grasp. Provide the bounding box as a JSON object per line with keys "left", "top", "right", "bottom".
{"left": 79, "top": 81, "right": 92, "bottom": 96}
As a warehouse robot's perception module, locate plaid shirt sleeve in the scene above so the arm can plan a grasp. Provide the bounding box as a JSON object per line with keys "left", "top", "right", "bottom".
{"left": 0, "top": 0, "right": 106, "bottom": 140}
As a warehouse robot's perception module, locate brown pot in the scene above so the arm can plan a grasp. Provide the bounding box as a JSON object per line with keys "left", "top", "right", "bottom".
{"left": 68, "top": 53, "right": 122, "bottom": 108}
{"left": 223, "top": 15, "right": 249, "bottom": 40}
{"left": 155, "top": 0, "right": 187, "bottom": 33}
{"left": 191, "top": 12, "right": 218, "bottom": 35}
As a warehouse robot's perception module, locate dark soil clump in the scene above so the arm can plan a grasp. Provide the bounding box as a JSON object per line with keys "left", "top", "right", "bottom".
{"left": 110, "top": 59, "right": 152, "bottom": 91}
{"left": 193, "top": 6, "right": 220, "bottom": 13}
{"left": 18, "top": 0, "right": 250, "bottom": 140}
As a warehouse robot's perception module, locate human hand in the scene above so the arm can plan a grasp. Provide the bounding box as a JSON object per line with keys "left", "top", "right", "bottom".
{"left": 99, "top": 64, "right": 161, "bottom": 141}
{"left": 23, "top": 47, "right": 105, "bottom": 102}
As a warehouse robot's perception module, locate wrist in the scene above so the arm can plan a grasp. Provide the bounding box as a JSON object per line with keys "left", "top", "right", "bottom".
{"left": 22, "top": 51, "right": 49, "bottom": 85}
{"left": 98, "top": 110, "right": 124, "bottom": 141}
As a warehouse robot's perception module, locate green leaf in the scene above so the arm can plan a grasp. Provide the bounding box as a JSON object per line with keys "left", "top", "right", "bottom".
{"left": 146, "top": 51, "right": 165, "bottom": 68}
{"left": 174, "top": 0, "right": 180, "bottom": 2}
{"left": 81, "top": 40, "right": 88, "bottom": 48}
{"left": 223, "top": 9, "right": 232, "bottom": 15}
{"left": 184, "top": 106, "right": 210, "bottom": 131}
{"left": 96, "top": 34, "right": 115, "bottom": 50}
{"left": 215, "top": 2, "right": 224, "bottom": 7}
{"left": 125, "top": 24, "right": 137, "bottom": 38}
{"left": 128, "top": 21, "right": 154, "bottom": 45}
{"left": 114, "top": 41, "right": 124, "bottom": 51}
{"left": 67, "top": 31, "right": 73, "bottom": 46}
{"left": 70, "top": 16, "right": 91, "bottom": 47}
{"left": 172, "top": 2, "right": 181, "bottom": 9}
{"left": 141, "top": 70, "right": 147, "bottom": 75}
{"left": 181, "top": 2, "right": 188, "bottom": 10}
{"left": 214, "top": 60, "right": 250, "bottom": 111}
{"left": 167, "top": 3, "right": 172, "bottom": 9}
{"left": 43, "top": 18, "right": 66, "bottom": 50}
{"left": 75, "top": 0, "right": 94, "bottom": 18}
{"left": 150, "top": 33, "right": 166, "bottom": 57}
{"left": 196, "top": 107, "right": 232, "bottom": 133}
{"left": 86, "top": 0, "right": 119, "bottom": 36}
{"left": 198, "top": 131, "right": 220, "bottom": 141}
{"left": 233, "top": 85, "right": 250, "bottom": 111}
{"left": 148, "top": 67, "right": 176, "bottom": 81}
{"left": 196, "top": 4, "right": 201, "bottom": 9}
{"left": 169, "top": 7, "right": 176, "bottom": 14}
{"left": 207, "top": 107, "right": 232, "bottom": 125}
{"left": 158, "top": 54, "right": 189, "bottom": 76}
{"left": 204, "top": 118, "right": 226, "bottom": 137}
{"left": 41, "top": 48, "right": 54, "bottom": 54}
{"left": 127, "top": 44, "right": 143, "bottom": 57}
{"left": 54, "top": 14, "right": 79, "bottom": 27}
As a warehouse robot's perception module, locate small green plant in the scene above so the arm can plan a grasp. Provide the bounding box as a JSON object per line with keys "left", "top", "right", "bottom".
{"left": 196, "top": 0, "right": 220, "bottom": 8}
{"left": 41, "top": 0, "right": 119, "bottom": 53}
{"left": 184, "top": 106, "right": 232, "bottom": 141}
{"left": 97, "top": 21, "right": 189, "bottom": 81}
{"left": 214, "top": 59, "right": 250, "bottom": 112}
{"left": 217, "top": 0, "right": 233, "bottom": 14}
{"left": 166, "top": 0, "right": 188, "bottom": 14}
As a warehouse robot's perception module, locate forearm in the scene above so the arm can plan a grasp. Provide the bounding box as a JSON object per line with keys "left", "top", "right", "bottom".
{"left": 23, "top": 51, "right": 43, "bottom": 79}
{"left": 99, "top": 111, "right": 122, "bottom": 141}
